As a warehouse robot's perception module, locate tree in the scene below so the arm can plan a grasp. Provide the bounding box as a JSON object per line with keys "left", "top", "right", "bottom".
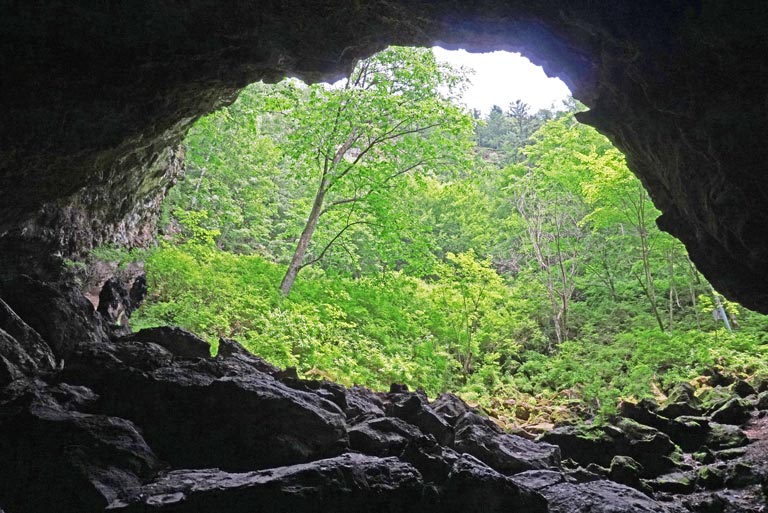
{"left": 275, "top": 46, "right": 474, "bottom": 294}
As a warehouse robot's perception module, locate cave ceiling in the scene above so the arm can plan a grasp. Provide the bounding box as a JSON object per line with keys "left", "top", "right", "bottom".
{"left": 1, "top": 1, "right": 768, "bottom": 311}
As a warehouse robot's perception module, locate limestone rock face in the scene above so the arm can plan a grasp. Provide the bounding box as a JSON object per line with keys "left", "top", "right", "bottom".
{"left": 1, "top": 2, "right": 768, "bottom": 310}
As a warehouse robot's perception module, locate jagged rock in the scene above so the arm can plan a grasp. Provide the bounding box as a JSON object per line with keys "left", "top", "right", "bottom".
{"left": 386, "top": 391, "right": 453, "bottom": 445}
{"left": 0, "top": 275, "right": 108, "bottom": 358}
{"left": 97, "top": 276, "right": 132, "bottom": 336}
{"left": 666, "top": 383, "right": 700, "bottom": 406}
{"left": 696, "top": 465, "right": 726, "bottom": 490}
{"left": 710, "top": 398, "right": 752, "bottom": 425}
{"left": 441, "top": 454, "right": 548, "bottom": 513}
{"left": 619, "top": 399, "right": 669, "bottom": 430}
{"left": 698, "top": 386, "right": 733, "bottom": 413}
{"left": 431, "top": 392, "right": 473, "bottom": 426}
{"left": 216, "top": 337, "right": 281, "bottom": 374}
{"left": 706, "top": 423, "right": 749, "bottom": 450}
{"left": 665, "top": 416, "right": 711, "bottom": 452}
{"left": 646, "top": 471, "right": 696, "bottom": 494}
{"left": 511, "top": 470, "right": 676, "bottom": 513}
{"left": 349, "top": 416, "right": 430, "bottom": 457}
{"left": 121, "top": 326, "right": 211, "bottom": 359}
{"left": 63, "top": 338, "right": 349, "bottom": 472}
{"left": 703, "top": 368, "right": 736, "bottom": 388}
{"left": 539, "top": 424, "right": 616, "bottom": 468}
{"left": 613, "top": 418, "right": 680, "bottom": 477}
{"left": 541, "top": 419, "right": 678, "bottom": 478}
{"left": 755, "top": 391, "right": 768, "bottom": 410}
{"left": 282, "top": 377, "right": 349, "bottom": 412}
{"left": 609, "top": 456, "right": 644, "bottom": 489}
{"left": 0, "top": 298, "right": 56, "bottom": 385}
{"left": 344, "top": 385, "right": 386, "bottom": 423}
{"left": 714, "top": 447, "right": 747, "bottom": 461}
{"left": 732, "top": 379, "right": 757, "bottom": 399}
{"left": 0, "top": 379, "right": 162, "bottom": 513}
{"left": 659, "top": 401, "right": 702, "bottom": 419}
{"left": 400, "top": 440, "right": 459, "bottom": 484}
{"left": 110, "top": 453, "right": 428, "bottom": 512}
{"left": 454, "top": 412, "right": 560, "bottom": 475}
{"left": 724, "top": 462, "right": 764, "bottom": 488}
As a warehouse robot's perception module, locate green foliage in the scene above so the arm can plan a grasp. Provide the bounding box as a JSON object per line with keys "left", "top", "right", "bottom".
{"left": 137, "top": 46, "right": 768, "bottom": 424}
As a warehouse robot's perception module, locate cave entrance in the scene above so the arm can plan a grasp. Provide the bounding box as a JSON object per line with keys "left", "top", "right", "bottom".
{"left": 125, "top": 45, "right": 768, "bottom": 427}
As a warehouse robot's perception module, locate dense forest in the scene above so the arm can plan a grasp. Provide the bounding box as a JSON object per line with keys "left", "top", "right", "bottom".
{"left": 120, "top": 47, "right": 767, "bottom": 426}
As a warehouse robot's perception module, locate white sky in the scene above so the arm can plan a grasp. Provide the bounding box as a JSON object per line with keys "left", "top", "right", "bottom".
{"left": 432, "top": 47, "right": 571, "bottom": 114}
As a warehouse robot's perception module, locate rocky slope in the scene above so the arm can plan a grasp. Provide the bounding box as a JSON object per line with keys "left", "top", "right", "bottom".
{"left": 1, "top": 275, "right": 766, "bottom": 512}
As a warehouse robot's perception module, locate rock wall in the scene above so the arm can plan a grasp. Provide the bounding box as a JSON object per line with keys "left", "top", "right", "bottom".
{"left": 1, "top": 1, "right": 768, "bottom": 309}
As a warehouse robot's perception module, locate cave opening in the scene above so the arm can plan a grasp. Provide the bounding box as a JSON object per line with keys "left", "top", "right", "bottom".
{"left": 124, "top": 43, "right": 768, "bottom": 430}
{"left": 2, "top": 3, "right": 768, "bottom": 511}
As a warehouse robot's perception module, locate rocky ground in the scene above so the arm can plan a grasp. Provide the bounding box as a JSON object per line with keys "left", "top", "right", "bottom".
{"left": 0, "top": 276, "right": 767, "bottom": 512}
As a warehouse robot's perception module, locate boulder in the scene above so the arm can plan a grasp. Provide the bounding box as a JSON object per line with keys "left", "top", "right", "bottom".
{"left": 0, "top": 379, "right": 162, "bottom": 513}
{"left": 755, "top": 391, "right": 768, "bottom": 411}
{"left": 454, "top": 413, "right": 560, "bottom": 475}
{"left": 216, "top": 337, "right": 281, "bottom": 374}
{"left": 511, "top": 470, "right": 676, "bottom": 513}
{"left": 710, "top": 398, "right": 752, "bottom": 425}
{"left": 664, "top": 416, "right": 711, "bottom": 452}
{"left": 706, "top": 423, "right": 749, "bottom": 450}
{"left": 0, "top": 275, "right": 109, "bottom": 358}
{"left": 281, "top": 377, "right": 349, "bottom": 412}
{"left": 110, "top": 453, "right": 428, "bottom": 513}
{"left": 431, "top": 392, "right": 473, "bottom": 426}
{"left": 645, "top": 471, "right": 696, "bottom": 494}
{"left": 0, "top": 298, "right": 56, "bottom": 386}
{"left": 609, "top": 455, "right": 644, "bottom": 489}
{"left": 441, "top": 455, "right": 548, "bottom": 513}
{"left": 539, "top": 424, "right": 617, "bottom": 468}
{"left": 732, "top": 379, "right": 757, "bottom": 399}
{"left": 121, "top": 326, "right": 211, "bottom": 359}
{"left": 344, "top": 385, "right": 386, "bottom": 423}
{"left": 696, "top": 465, "right": 726, "bottom": 489}
{"left": 63, "top": 338, "right": 349, "bottom": 471}
{"left": 349, "top": 416, "right": 429, "bottom": 457}
{"left": 386, "top": 391, "right": 453, "bottom": 445}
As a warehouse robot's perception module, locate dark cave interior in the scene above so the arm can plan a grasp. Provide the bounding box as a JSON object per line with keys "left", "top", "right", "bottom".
{"left": 1, "top": 1, "right": 768, "bottom": 511}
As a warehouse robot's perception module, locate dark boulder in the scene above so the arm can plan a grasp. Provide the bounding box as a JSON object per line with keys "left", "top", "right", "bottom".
{"left": 696, "top": 465, "right": 726, "bottom": 490}
{"left": 539, "top": 424, "right": 617, "bottom": 468}
{"left": 349, "top": 416, "right": 429, "bottom": 457}
{"left": 710, "top": 398, "right": 752, "bottom": 425}
{"left": 281, "top": 377, "right": 349, "bottom": 412}
{"left": 110, "top": 453, "right": 428, "bottom": 513}
{"left": 216, "top": 337, "right": 281, "bottom": 374}
{"left": 646, "top": 471, "right": 696, "bottom": 494}
{"left": 511, "top": 470, "right": 676, "bottom": 513}
{"left": 732, "top": 379, "right": 757, "bottom": 399}
{"left": 386, "top": 391, "right": 453, "bottom": 445}
{"left": 0, "top": 379, "right": 162, "bottom": 513}
{"left": 96, "top": 276, "right": 131, "bottom": 336}
{"left": 63, "top": 338, "right": 349, "bottom": 472}
{"left": 0, "top": 275, "right": 109, "bottom": 358}
{"left": 706, "top": 423, "right": 749, "bottom": 450}
{"left": 431, "top": 392, "right": 473, "bottom": 426}
{"left": 609, "top": 455, "right": 644, "bottom": 489}
{"left": 120, "top": 326, "right": 211, "bottom": 359}
{"left": 0, "top": 298, "right": 56, "bottom": 386}
{"left": 756, "top": 391, "right": 768, "bottom": 411}
{"left": 441, "top": 454, "right": 547, "bottom": 513}
{"left": 454, "top": 412, "right": 560, "bottom": 475}
{"left": 344, "top": 385, "right": 386, "bottom": 423}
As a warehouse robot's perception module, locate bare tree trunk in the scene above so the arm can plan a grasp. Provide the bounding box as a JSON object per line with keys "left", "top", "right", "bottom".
{"left": 280, "top": 177, "right": 329, "bottom": 295}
